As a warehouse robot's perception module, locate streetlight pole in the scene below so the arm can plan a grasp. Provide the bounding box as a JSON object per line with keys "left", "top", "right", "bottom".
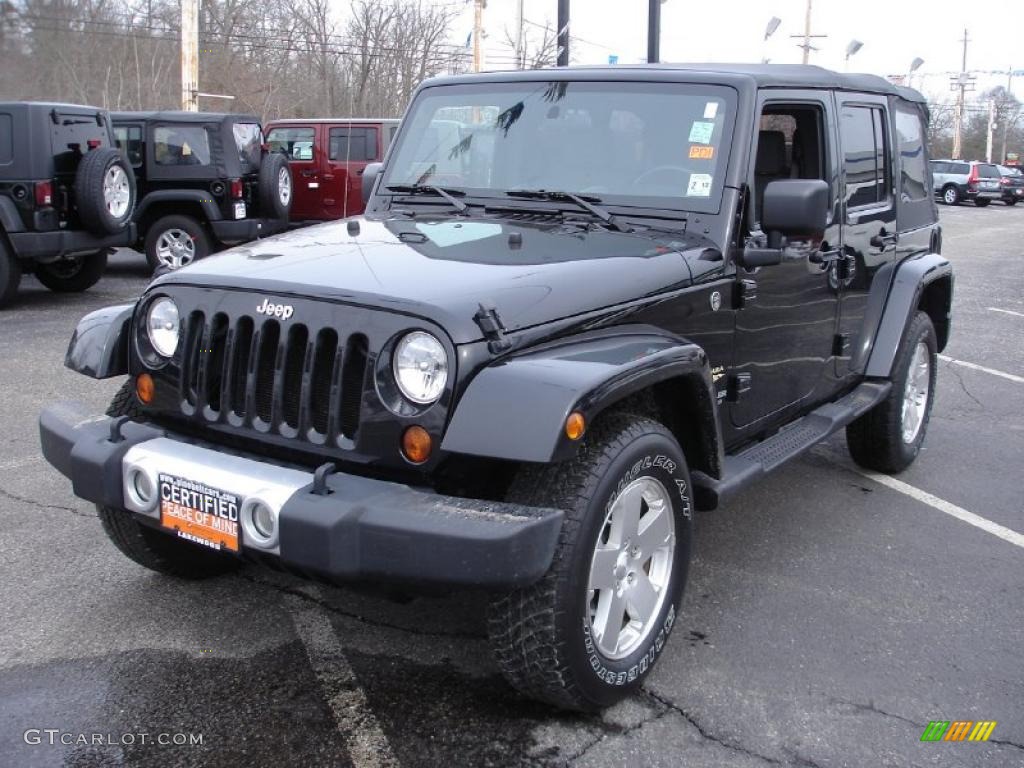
{"left": 557, "top": 0, "right": 569, "bottom": 66}
{"left": 647, "top": 0, "right": 661, "bottom": 64}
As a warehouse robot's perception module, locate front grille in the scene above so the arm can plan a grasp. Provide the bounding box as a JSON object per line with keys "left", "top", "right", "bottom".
{"left": 180, "top": 311, "right": 368, "bottom": 446}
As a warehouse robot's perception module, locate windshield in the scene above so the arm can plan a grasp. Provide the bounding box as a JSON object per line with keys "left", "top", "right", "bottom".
{"left": 383, "top": 80, "right": 735, "bottom": 213}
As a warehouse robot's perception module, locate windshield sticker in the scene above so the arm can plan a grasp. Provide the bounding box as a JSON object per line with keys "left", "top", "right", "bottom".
{"left": 689, "top": 145, "right": 715, "bottom": 160}
{"left": 686, "top": 173, "right": 713, "bottom": 197}
{"left": 415, "top": 221, "right": 503, "bottom": 248}
{"left": 703, "top": 102, "right": 719, "bottom": 119}
{"left": 688, "top": 121, "right": 715, "bottom": 144}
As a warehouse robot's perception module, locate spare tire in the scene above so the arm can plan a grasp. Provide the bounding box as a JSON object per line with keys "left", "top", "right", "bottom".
{"left": 258, "top": 151, "right": 292, "bottom": 220}
{"left": 76, "top": 147, "right": 136, "bottom": 236}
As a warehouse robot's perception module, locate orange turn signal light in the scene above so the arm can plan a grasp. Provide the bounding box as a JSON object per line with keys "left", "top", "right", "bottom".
{"left": 401, "top": 426, "right": 432, "bottom": 464}
{"left": 136, "top": 373, "right": 155, "bottom": 404}
{"left": 565, "top": 411, "right": 586, "bottom": 441}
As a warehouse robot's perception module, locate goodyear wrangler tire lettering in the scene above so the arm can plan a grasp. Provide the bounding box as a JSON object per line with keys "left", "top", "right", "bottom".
{"left": 486, "top": 415, "right": 693, "bottom": 711}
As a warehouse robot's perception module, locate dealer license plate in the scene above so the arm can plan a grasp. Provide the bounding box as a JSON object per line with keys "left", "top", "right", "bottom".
{"left": 158, "top": 473, "right": 240, "bottom": 552}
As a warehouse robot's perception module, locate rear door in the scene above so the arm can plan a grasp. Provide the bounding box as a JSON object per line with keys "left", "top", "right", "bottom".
{"left": 323, "top": 124, "right": 379, "bottom": 219}
{"left": 834, "top": 94, "right": 898, "bottom": 377}
{"left": 266, "top": 124, "right": 319, "bottom": 221}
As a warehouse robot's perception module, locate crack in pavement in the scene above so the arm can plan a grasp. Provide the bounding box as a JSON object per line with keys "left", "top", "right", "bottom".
{"left": 563, "top": 703, "right": 668, "bottom": 766}
{"left": 237, "top": 571, "right": 483, "bottom": 641}
{"left": 640, "top": 688, "right": 786, "bottom": 766}
{"left": 943, "top": 360, "right": 986, "bottom": 410}
{"left": 0, "top": 485, "right": 96, "bottom": 518}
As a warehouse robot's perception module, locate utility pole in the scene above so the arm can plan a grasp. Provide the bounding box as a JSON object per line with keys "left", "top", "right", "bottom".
{"left": 472, "top": 0, "right": 484, "bottom": 73}
{"left": 790, "top": 0, "right": 826, "bottom": 64}
{"left": 1001, "top": 67, "right": 1015, "bottom": 163}
{"left": 514, "top": 0, "right": 524, "bottom": 69}
{"left": 647, "top": 0, "right": 661, "bottom": 64}
{"left": 951, "top": 29, "right": 970, "bottom": 160}
{"left": 180, "top": 0, "right": 199, "bottom": 111}
{"left": 986, "top": 98, "right": 996, "bottom": 163}
{"left": 557, "top": 0, "right": 569, "bottom": 67}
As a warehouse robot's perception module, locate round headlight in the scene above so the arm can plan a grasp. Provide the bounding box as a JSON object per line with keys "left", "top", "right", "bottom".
{"left": 393, "top": 331, "right": 448, "bottom": 405}
{"left": 147, "top": 297, "right": 180, "bottom": 358}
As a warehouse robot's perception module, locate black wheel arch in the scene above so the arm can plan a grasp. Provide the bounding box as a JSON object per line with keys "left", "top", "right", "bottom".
{"left": 134, "top": 191, "right": 222, "bottom": 238}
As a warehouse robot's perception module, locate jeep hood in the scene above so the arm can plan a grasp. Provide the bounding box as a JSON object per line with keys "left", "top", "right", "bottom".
{"left": 153, "top": 216, "right": 706, "bottom": 344}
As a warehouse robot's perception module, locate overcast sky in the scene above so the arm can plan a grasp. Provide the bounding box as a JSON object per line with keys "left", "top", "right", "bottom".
{"left": 444, "top": 0, "right": 1024, "bottom": 102}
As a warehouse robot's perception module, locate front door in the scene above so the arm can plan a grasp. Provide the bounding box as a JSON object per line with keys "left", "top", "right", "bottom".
{"left": 266, "top": 124, "right": 320, "bottom": 221}
{"left": 730, "top": 94, "right": 843, "bottom": 429}
{"left": 323, "top": 124, "right": 380, "bottom": 220}
{"left": 834, "top": 95, "right": 899, "bottom": 377}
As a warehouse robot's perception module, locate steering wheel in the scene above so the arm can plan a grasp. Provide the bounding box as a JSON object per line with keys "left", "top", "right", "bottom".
{"left": 632, "top": 165, "right": 693, "bottom": 189}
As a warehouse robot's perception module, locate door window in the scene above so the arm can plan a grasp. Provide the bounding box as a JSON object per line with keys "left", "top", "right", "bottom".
{"left": 154, "top": 125, "right": 210, "bottom": 166}
{"left": 267, "top": 127, "right": 315, "bottom": 161}
{"left": 329, "top": 127, "right": 377, "bottom": 162}
{"left": 113, "top": 125, "right": 144, "bottom": 167}
{"left": 753, "top": 104, "right": 828, "bottom": 224}
{"left": 0, "top": 114, "right": 12, "bottom": 165}
{"left": 840, "top": 105, "right": 890, "bottom": 210}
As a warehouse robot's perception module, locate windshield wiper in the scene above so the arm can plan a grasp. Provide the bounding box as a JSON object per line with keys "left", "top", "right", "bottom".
{"left": 384, "top": 184, "right": 468, "bottom": 214}
{"left": 505, "top": 189, "right": 631, "bottom": 232}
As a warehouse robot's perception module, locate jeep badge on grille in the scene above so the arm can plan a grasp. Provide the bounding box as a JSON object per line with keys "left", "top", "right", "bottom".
{"left": 256, "top": 299, "right": 294, "bottom": 320}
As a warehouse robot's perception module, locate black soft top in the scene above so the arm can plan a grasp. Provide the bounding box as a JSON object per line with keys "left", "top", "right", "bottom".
{"left": 112, "top": 111, "right": 260, "bottom": 125}
{"left": 423, "top": 63, "right": 927, "bottom": 104}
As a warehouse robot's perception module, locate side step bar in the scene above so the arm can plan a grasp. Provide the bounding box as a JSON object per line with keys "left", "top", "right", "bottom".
{"left": 692, "top": 380, "right": 891, "bottom": 510}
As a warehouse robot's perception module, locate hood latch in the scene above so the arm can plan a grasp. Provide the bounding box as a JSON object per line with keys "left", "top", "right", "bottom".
{"left": 474, "top": 302, "right": 512, "bottom": 354}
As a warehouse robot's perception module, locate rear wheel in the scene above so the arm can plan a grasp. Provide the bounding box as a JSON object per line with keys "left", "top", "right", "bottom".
{"left": 34, "top": 251, "right": 107, "bottom": 293}
{"left": 941, "top": 185, "right": 960, "bottom": 205}
{"left": 98, "top": 381, "right": 241, "bottom": 579}
{"left": 974, "top": 197, "right": 991, "bottom": 207}
{"left": 0, "top": 240, "right": 22, "bottom": 308}
{"left": 144, "top": 214, "right": 210, "bottom": 272}
{"left": 846, "top": 311, "right": 937, "bottom": 473}
{"left": 487, "top": 415, "right": 693, "bottom": 711}
{"left": 1004, "top": 198, "right": 1017, "bottom": 206}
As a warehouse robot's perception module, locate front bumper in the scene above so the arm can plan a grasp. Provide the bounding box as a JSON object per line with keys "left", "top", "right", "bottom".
{"left": 9, "top": 225, "right": 137, "bottom": 261}
{"left": 210, "top": 217, "right": 288, "bottom": 245}
{"left": 39, "top": 402, "right": 563, "bottom": 589}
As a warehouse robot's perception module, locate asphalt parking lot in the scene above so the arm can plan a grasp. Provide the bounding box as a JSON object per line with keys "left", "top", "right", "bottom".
{"left": 1, "top": 204, "right": 1022, "bottom": 768}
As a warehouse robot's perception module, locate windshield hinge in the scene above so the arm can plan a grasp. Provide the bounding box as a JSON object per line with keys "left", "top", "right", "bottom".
{"left": 473, "top": 302, "right": 512, "bottom": 354}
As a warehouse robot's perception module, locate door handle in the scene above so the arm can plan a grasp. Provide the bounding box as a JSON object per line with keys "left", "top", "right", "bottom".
{"left": 869, "top": 230, "right": 897, "bottom": 249}
{"left": 300, "top": 170, "right": 317, "bottom": 178}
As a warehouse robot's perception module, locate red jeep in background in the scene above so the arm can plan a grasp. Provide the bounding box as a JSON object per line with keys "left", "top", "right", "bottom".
{"left": 265, "top": 118, "right": 400, "bottom": 222}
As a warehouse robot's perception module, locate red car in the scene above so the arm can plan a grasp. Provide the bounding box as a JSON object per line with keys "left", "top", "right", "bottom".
{"left": 265, "top": 118, "right": 400, "bottom": 222}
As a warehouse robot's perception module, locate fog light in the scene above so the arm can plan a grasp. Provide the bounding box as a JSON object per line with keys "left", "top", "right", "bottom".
{"left": 126, "top": 467, "right": 156, "bottom": 511}
{"left": 136, "top": 373, "right": 155, "bottom": 404}
{"left": 401, "top": 426, "right": 432, "bottom": 464}
{"left": 251, "top": 501, "right": 275, "bottom": 539}
{"left": 241, "top": 497, "right": 278, "bottom": 549}
{"left": 565, "top": 411, "right": 586, "bottom": 441}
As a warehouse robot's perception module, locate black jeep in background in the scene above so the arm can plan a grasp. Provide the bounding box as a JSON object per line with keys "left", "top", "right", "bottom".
{"left": 0, "top": 102, "right": 137, "bottom": 307}
{"left": 111, "top": 112, "right": 292, "bottom": 272}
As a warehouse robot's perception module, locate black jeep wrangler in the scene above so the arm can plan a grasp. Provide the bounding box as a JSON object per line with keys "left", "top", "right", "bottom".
{"left": 111, "top": 111, "right": 292, "bottom": 272}
{"left": 40, "top": 65, "right": 951, "bottom": 711}
{"left": 0, "top": 102, "right": 137, "bottom": 307}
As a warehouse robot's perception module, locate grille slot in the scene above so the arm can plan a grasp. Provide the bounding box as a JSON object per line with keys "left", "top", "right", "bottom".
{"left": 179, "top": 314, "right": 366, "bottom": 446}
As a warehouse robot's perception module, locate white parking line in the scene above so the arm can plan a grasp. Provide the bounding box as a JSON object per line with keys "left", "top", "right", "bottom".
{"left": 988, "top": 307, "right": 1024, "bottom": 318}
{"left": 938, "top": 355, "right": 1024, "bottom": 385}
{"left": 856, "top": 470, "right": 1024, "bottom": 550}
{"left": 286, "top": 594, "right": 398, "bottom": 768}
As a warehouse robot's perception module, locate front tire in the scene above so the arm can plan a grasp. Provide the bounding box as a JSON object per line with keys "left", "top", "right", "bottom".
{"left": 144, "top": 214, "right": 210, "bottom": 272}
{"left": 98, "top": 381, "right": 241, "bottom": 579}
{"left": 846, "top": 311, "right": 937, "bottom": 473}
{"left": 34, "top": 251, "right": 107, "bottom": 293}
{"left": 0, "top": 240, "right": 22, "bottom": 308}
{"left": 487, "top": 415, "right": 693, "bottom": 711}
{"left": 974, "top": 197, "right": 991, "bottom": 207}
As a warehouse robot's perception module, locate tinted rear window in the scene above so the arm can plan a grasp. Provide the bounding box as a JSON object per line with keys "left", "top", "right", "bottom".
{"left": 0, "top": 114, "right": 11, "bottom": 165}
{"left": 976, "top": 164, "right": 999, "bottom": 178}
{"left": 329, "top": 127, "right": 376, "bottom": 162}
{"left": 154, "top": 125, "right": 210, "bottom": 166}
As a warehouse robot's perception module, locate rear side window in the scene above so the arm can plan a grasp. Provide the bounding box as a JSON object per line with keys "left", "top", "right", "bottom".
{"left": 0, "top": 114, "right": 11, "bottom": 165}
{"left": 840, "top": 105, "right": 890, "bottom": 209}
{"left": 114, "top": 125, "right": 144, "bottom": 167}
{"left": 930, "top": 161, "right": 947, "bottom": 174}
{"left": 233, "top": 123, "right": 263, "bottom": 172}
{"left": 267, "top": 127, "right": 314, "bottom": 161}
{"left": 154, "top": 125, "right": 210, "bottom": 166}
{"left": 976, "top": 164, "right": 1000, "bottom": 179}
{"left": 329, "top": 127, "right": 376, "bottom": 162}
{"left": 952, "top": 162, "right": 969, "bottom": 174}
{"left": 894, "top": 105, "right": 927, "bottom": 201}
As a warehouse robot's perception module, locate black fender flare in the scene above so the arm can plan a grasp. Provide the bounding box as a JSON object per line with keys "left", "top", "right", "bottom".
{"left": 0, "top": 197, "right": 24, "bottom": 234}
{"left": 854, "top": 252, "right": 953, "bottom": 378}
{"left": 441, "top": 326, "right": 722, "bottom": 466}
{"left": 134, "top": 190, "right": 223, "bottom": 223}
{"left": 64, "top": 303, "right": 135, "bottom": 379}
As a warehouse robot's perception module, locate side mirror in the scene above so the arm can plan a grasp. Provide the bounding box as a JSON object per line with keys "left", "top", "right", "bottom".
{"left": 362, "top": 162, "right": 383, "bottom": 204}
{"left": 761, "top": 179, "right": 829, "bottom": 239}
